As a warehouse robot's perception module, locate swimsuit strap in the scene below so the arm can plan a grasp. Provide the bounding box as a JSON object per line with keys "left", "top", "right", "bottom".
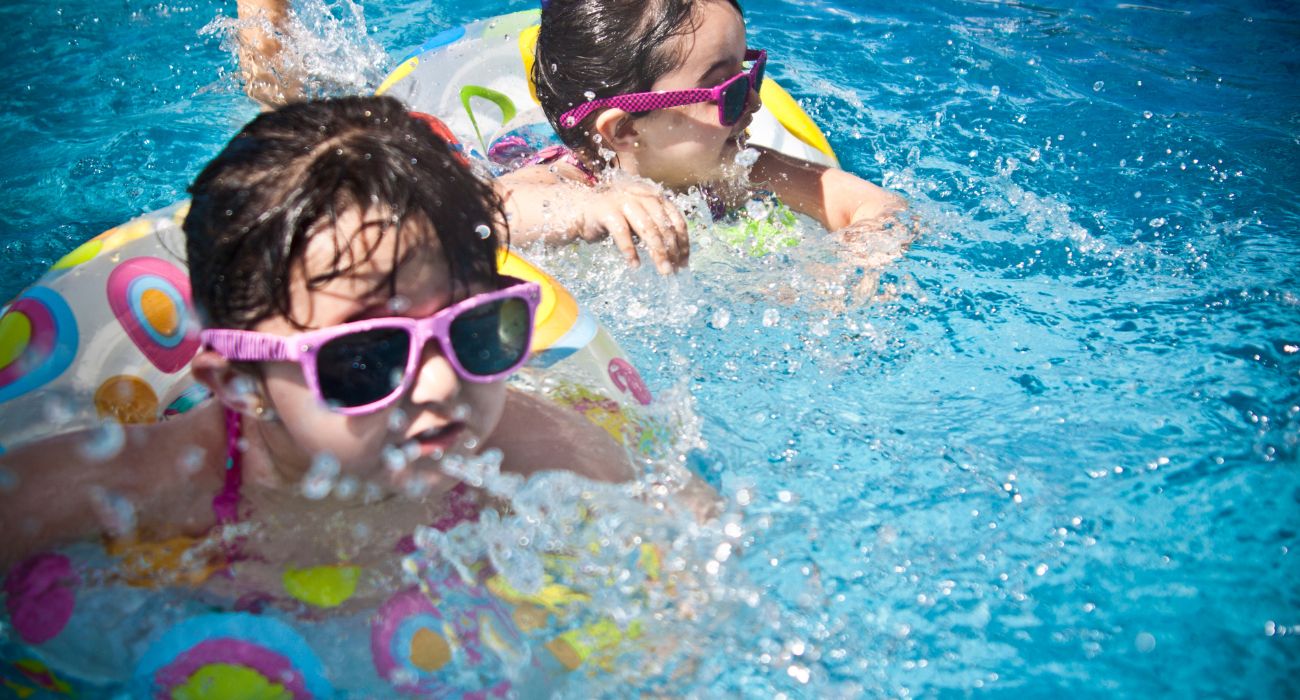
{"left": 213, "top": 408, "right": 243, "bottom": 525}
{"left": 524, "top": 145, "right": 599, "bottom": 185}
{"left": 703, "top": 186, "right": 728, "bottom": 220}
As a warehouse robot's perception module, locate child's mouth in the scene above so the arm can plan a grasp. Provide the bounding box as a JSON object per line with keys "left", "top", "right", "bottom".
{"left": 405, "top": 423, "right": 465, "bottom": 459}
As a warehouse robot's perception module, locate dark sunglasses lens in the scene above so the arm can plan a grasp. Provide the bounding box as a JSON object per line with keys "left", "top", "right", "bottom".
{"left": 317, "top": 327, "right": 411, "bottom": 408}
{"left": 449, "top": 297, "right": 532, "bottom": 377}
{"left": 722, "top": 79, "right": 750, "bottom": 125}
{"left": 753, "top": 59, "right": 765, "bottom": 91}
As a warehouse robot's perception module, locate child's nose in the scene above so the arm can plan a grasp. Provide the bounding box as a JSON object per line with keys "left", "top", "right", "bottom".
{"left": 407, "top": 340, "right": 461, "bottom": 406}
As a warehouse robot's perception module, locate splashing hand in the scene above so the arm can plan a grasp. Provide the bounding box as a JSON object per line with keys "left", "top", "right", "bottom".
{"left": 575, "top": 181, "right": 691, "bottom": 274}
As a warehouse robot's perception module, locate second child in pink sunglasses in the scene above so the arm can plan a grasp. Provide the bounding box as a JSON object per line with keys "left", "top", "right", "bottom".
{"left": 498, "top": 0, "right": 906, "bottom": 274}
{"left": 232, "top": 0, "right": 905, "bottom": 275}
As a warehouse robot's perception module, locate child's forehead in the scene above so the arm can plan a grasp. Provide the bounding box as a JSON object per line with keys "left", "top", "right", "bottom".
{"left": 303, "top": 206, "right": 441, "bottom": 267}
{"left": 298, "top": 207, "right": 448, "bottom": 298}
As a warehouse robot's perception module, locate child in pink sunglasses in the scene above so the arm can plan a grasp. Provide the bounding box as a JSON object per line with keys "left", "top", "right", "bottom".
{"left": 499, "top": 0, "right": 905, "bottom": 274}
{"left": 0, "top": 96, "right": 631, "bottom": 572}
{"left": 233, "top": 0, "right": 904, "bottom": 276}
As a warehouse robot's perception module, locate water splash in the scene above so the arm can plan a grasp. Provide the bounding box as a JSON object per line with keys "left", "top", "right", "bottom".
{"left": 203, "top": 0, "right": 389, "bottom": 102}
{"left": 301, "top": 452, "right": 341, "bottom": 499}
{"left": 78, "top": 421, "right": 126, "bottom": 462}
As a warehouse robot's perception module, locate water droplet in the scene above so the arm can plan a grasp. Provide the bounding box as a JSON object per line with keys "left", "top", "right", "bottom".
{"left": 79, "top": 421, "right": 126, "bottom": 461}
{"left": 1092, "top": 80, "right": 1105, "bottom": 92}
{"left": 334, "top": 476, "right": 359, "bottom": 500}
{"left": 387, "top": 295, "right": 411, "bottom": 313}
{"left": 387, "top": 408, "right": 409, "bottom": 433}
{"left": 734, "top": 147, "right": 760, "bottom": 168}
{"left": 178, "top": 446, "right": 206, "bottom": 476}
{"left": 1135, "top": 632, "right": 1156, "bottom": 652}
{"left": 301, "top": 453, "right": 340, "bottom": 500}
{"left": 1147, "top": 217, "right": 1166, "bottom": 228}
{"left": 229, "top": 375, "right": 257, "bottom": 400}
{"left": 762, "top": 309, "right": 780, "bottom": 327}
{"left": 382, "top": 444, "right": 408, "bottom": 473}
{"left": 710, "top": 308, "right": 731, "bottom": 330}
{"left": 583, "top": 90, "right": 596, "bottom": 101}
{"left": 42, "top": 392, "right": 76, "bottom": 426}
{"left": 745, "top": 198, "right": 772, "bottom": 221}
{"left": 990, "top": 85, "right": 1000, "bottom": 99}
{"left": 474, "top": 223, "right": 492, "bottom": 239}
{"left": 452, "top": 404, "right": 471, "bottom": 421}
{"left": 89, "top": 486, "right": 137, "bottom": 536}
{"left": 402, "top": 475, "right": 431, "bottom": 498}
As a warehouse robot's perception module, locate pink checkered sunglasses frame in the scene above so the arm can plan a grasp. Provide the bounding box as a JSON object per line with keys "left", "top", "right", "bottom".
{"left": 200, "top": 277, "right": 540, "bottom": 416}
{"left": 560, "top": 49, "right": 767, "bottom": 129}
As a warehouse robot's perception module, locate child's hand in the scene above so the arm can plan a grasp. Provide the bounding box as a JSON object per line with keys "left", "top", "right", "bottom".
{"left": 575, "top": 182, "right": 690, "bottom": 274}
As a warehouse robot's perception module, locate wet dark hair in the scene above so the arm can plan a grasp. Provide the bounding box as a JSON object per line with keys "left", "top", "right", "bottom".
{"left": 533, "top": 0, "right": 743, "bottom": 157}
{"left": 185, "top": 95, "right": 504, "bottom": 330}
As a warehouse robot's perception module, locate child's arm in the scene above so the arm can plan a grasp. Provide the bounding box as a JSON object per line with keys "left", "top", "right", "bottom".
{"left": 236, "top": 0, "right": 302, "bottom": 108}
{"left": 496, "top": 166, "right": 690, "bottom": 275}
{"left": 0, "top": 408, "right": 225, "bottom": 570}
{"left": 489, "top": 388, "right": 635, "bottom": 484}
{"left": 749, "top": 145, "right": 905, "bottom": 232}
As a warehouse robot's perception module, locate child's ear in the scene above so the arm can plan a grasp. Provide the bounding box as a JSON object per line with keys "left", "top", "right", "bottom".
{"left": 593, "top": 108, "right": 639, "bottom": 152}
{"left": 191, "top": 350, "right": 264, "bottom": 417}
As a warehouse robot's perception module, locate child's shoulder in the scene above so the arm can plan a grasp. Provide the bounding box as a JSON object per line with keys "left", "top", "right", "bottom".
{"left": 491, "top": 388, "right": 633, "bottom": 484}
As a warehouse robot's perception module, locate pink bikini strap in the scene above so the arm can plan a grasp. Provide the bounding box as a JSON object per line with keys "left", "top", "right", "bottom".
{"left": 524, "top": 145, "right": 599, "bottom": 185}
{"left": 213, "top": 408, "right": 243, "bottom": 525}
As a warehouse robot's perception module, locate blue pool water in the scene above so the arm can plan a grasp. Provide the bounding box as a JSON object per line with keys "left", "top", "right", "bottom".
{"left": 2, "top": 0, "right": 1298, "bottom": 696}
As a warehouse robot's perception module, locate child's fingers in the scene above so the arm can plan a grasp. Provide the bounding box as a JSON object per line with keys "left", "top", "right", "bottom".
{"left": 621, "top": 201, "right": 675, "bottom": 275}
{"left": 599, "top": 211, "right": 642, "bottom": 268}
{"left": 656, "top": 198, "right": 690, "bottom": 269}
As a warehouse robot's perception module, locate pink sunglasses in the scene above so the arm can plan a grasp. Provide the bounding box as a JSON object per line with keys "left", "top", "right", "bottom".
{"left": 200, "top": 277, "right": 540, "bottom": 415}
{"left": 559, "top": 49, "right": 767, "bottom": 129}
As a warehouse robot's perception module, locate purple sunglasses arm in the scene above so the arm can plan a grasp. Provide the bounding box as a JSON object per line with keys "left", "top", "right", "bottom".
{"left": 200, "top": 329, "right": 297, "bottom": 362}
{"left": 558, "top": 50, "right": 766, "bottom": 129}
{"left": 561, "top": 89, "right": 714, "bottom": 129}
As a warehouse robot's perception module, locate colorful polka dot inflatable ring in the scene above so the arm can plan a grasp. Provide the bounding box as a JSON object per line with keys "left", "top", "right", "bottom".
{"left": 0, "top": 109, "right": 664, "bottom": 698}
{"left": 133, "top": 613, "right": 334, "bottom": 699}
{"left": 370, "top": 577, "right": 521, "bottom": 696}
{"left": 0, "top": 203, "right": 203, "bottom": 453}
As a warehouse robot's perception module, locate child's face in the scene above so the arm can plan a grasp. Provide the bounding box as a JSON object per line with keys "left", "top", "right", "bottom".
{"left": 629, "top": 0, "right": 757, "bottom": 189}
{"left": 251, "top": 207, "right": 507, "bottom": 492}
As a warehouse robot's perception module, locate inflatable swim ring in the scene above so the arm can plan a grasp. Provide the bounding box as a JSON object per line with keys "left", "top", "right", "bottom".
{"left": 0, "top": 202, "right": 665, "bottom": 697}
{"left": 376, "top": 9, "right": 840, "bottom": 169}
{"left": 0, "top": 18, "right": 695, "bottom": 697}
